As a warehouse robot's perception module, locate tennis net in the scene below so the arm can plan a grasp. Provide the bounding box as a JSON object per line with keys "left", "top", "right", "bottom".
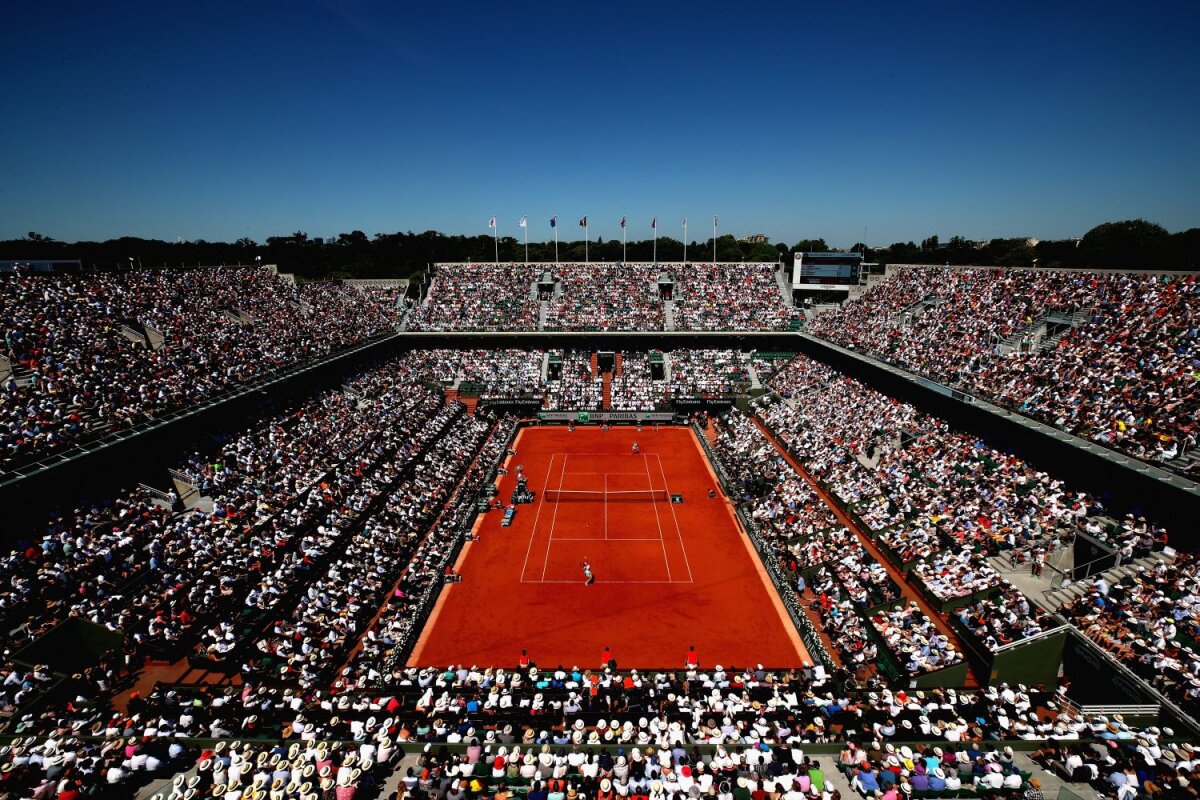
{"left": 543, "top": 488, "right": 670, "bottom": 502}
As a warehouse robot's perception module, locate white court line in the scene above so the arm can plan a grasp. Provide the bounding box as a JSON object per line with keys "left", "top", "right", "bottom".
{"left": 654, "top": 452, "right": 694, "bottom": 582}
{"left": 551, "top": 536, "right": 663, "bottom": 541}
{"left": 539, "top": 454, "right": 570, "bottom": 581}
{"left": 642, "top": 453, "right": 672, "bottom": 581}
{"left": 525, "top": 579, "right": 694, "bottom": 584}
{"left": 603, "top": 473, "right": 607, "bottom": 540}
{"left": 519, "top": 452, "right": 557, "bottom": 582}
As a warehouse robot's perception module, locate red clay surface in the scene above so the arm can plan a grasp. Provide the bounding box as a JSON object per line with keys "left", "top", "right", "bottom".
{"left": 409, "top": 426, "right": 809, "bottom": 669}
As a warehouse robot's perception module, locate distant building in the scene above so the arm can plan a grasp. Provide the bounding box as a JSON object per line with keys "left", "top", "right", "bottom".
{"left": 739, "top": 233, "right": 769, "bottom": 244}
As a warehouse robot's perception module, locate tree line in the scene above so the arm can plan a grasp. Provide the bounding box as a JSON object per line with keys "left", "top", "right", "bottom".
{"left": 5, "top": 219, "right": 1197, "bottom": 282}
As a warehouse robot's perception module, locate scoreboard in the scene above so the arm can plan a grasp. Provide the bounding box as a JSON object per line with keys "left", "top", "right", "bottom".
{"left": 792, "top": 251, "right": 863, "bottom": 287}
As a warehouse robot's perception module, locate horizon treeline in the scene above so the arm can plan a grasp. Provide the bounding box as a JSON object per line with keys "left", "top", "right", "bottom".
{"left": 3, "top": 219, "right": 1196, "bottom": 281}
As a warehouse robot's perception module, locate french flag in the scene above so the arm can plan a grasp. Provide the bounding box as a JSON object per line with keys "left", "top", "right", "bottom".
{"left": 579, "top": 216, "right": 588, "bottom": 227}
{"left": 550, "top": 216, "right": 557, "bottom": 228}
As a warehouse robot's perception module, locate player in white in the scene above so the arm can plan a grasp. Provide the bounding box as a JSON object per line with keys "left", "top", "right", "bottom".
{"left": 582, "top": 558, "right": 595, "bottom": 586}
{"left": 631, "top": 440, "right": 640, "bottom": 455}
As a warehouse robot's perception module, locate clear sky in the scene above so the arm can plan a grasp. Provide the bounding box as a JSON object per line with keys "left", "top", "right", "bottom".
{"left": 2, "top": 1, "right": 1198, "bottom": 248}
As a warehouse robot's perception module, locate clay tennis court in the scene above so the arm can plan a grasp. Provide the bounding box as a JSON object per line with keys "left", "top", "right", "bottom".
{"left": 409, "top": 425, "right": 810, "bottom": 669}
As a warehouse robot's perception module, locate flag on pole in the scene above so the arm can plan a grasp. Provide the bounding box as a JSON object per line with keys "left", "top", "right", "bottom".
{"left": 713, "top": 215, "right": 718, "bottom": 227}
{"left": 518, "top": 216, "right": 527, "bottom": 228}
{"left": 651, "top": 218, "right": 657, "bottom": 229}
{"left": 684, "top": 217, "right": 688, "bottom": 226}
{"left": 579, "top": 216, "right": 588, "bottom": 227}
{"left": 488, "top": 217, "right": 496, "bottom": 229}
{"left": 550, "top": 216, "right": 557, "bottom": 228}
{"left": 620, "top": 216, "right": 626, "bottom": 229}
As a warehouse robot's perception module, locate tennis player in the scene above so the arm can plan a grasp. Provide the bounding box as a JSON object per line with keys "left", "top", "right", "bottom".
{"left": 582, "top": 558, "right": 595, "bottom": 586}
{"left": 631, "top": 440, "right": 640, "bottom": 455}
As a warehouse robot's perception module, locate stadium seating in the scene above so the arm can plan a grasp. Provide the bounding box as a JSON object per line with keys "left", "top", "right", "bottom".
{"left": 546, "top": 264, "right": 662, "bottom": 331}
{"left": 1, "top": 258, "right": 1196, "bottom": 800}
{"left": 410, "top": 264, "right": 541, "bottom": 331}
{"left": 0, "top": 266, "right": 404, "bottom": 469}
{"left": 807, "top": 266, "right": 1200, "bottom": 476}
{"left": 673, "top": 263, "right": 802, "bottom": 331}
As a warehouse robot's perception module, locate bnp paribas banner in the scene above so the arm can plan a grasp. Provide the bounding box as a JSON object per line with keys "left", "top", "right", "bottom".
{"left": 538, "top": 411, "right": 675, "bottom": 423}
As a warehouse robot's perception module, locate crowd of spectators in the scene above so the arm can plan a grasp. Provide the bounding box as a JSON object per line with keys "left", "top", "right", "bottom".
{"left": 610, "top": 354, "right": 657, "bottom": 411}
{"left": 241, "top": 403, "right": 485, "bottom": 688}
{"left": 710, "top": 411, "right": 850, "bottom": 582}
{"left": 461, "top": 350, "right": 545, "bottom": 398}
{"left": 806, "top": 267, "right": 1200, "bottom": 475}
{"left": 187, "top": 738, "right": 396, "bottom": 800}
{"left": 7, "top": 641, "right": 1200, "bottom": 800}
{"left": 868, "top": 602, "right": 963, "bottom": 676}
{"left": 839, "top": 740, "right": 1033, "bottom": 797}
{"left": 0, "top": 733, "right": 192, "bottom": 796}
{"left": 709, "top": 410, "right": 908, "bottom": 680}
{"left": 958, "top": 583, "right": 1057, "bottom": 652}
{"left": 760, "top": 354, "right": 1167, "bottom": 599}
{"left": 546, "top": 265, "right": 663, "bottom": 331}
{"left": 910, "top": 553, "right": 1002, "bottom": 605}
{"left": 0, "top": 359, "right": 451, "bottom": 665}
{"left": 1060, "top": 554, "right": 1200, "bottom": 715}
{"left": 0, "top": 266, "right": 405, "bottom": 469}
{"left": 750, "top": 357, "right": 788, "bottom": 385}
{"left": 1033, "top": 727, "right": 1196, "bottom": 800}
{"left": 345, "top": 417, "right": 518, "bottom": 686}
{"left": 0, "top": 297, "right": 1196, "bottom": 799}
{"left": 410, "top": 264, "right": 540, "bottom": 331}
{"left": 13, "top": 662, "right": 1157, "bottom": 764}
{"left": 667, "top": 351, "right": 749, "bottom": 399}
{"left": 673, "top": 264, "right": 800, "bottom": 331}
{"left": 545, "top": 352, "right": 602, "bottom": 410}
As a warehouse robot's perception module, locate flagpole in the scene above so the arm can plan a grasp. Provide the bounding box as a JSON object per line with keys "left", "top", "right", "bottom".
{"left": 585, "top": 219, "right": 589, "bottom": 264}
{"left": 524, "top": 225, "right": 528, "bottom": 264}
{"left": 554, "top": 217, "right": 559, "bottom": 265}
{"left": 622, "top": 222, "right": 626, "bottom": 264}
{"left": 712, "top": 215, "right": 717, "bottom": 263}
{"left": 494, "top": 218, "right": 499, "bottom": 265}
{"left": 683, "top": 218, "right": 688, "bottom": 264}
{"left": 653, "top": 221, "right": 658, "bottom": 264}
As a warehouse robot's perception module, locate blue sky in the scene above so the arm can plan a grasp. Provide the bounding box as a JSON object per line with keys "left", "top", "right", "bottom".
{"left": 2, "top": 1, "right": 1198, "bottom": 247}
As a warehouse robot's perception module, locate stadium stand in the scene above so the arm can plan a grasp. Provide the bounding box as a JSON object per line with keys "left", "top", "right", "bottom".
{"left": 760, "top": 354, "right": 1166, "bottom": 572}
{"left": 807, "top": 266, "right": 1200, "bottom": 477}
{"left": 673, "top": 263, "right": 802, "bottom": 331}
{"left": 546, "top": 264, "right": 663, "bottom": 331}
{"left": 410, "top": 264, "right": 540, "bottom": 331}
{"left": 1, "top": 254, "right": 1198, "bottom": 800}
{"left": 0, "top": 266, "right": 404, "bottom": 470}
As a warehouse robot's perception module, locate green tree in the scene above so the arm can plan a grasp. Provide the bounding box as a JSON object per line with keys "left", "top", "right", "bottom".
{"left": 1079, "top": 219, "right": 1169, "bottom": 268}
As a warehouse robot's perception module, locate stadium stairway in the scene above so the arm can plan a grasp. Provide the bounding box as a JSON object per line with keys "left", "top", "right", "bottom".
{"left": 1041, "top": 549, "right": 1174, "bottom": 612}
{"left": 745, "top": 353, "right": 762, "bottom": 390}
{"left": 750, "top": 416, "right": 981, "bottom": 688}
{"left": 1169, "top": 450, "right": 1200, "bottom": 476}
{"left": 615, "top": 353, "right": 623, "bottom": 377}
{"left": 775, "top": 266, "right": 792, "bottom": 306}
{"left": 664, "top": 298, "right": 676, "bottom": 331}
{"left": 589, "top": 352, "right": 598, "bottom": 379}
{"left": 602, "top": 372, "right": 612, "bottom": 409}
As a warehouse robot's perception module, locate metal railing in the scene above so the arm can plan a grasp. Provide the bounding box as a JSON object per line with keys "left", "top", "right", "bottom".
{"left": 991, "top": 624, "right": 1071, "bottom": 654}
